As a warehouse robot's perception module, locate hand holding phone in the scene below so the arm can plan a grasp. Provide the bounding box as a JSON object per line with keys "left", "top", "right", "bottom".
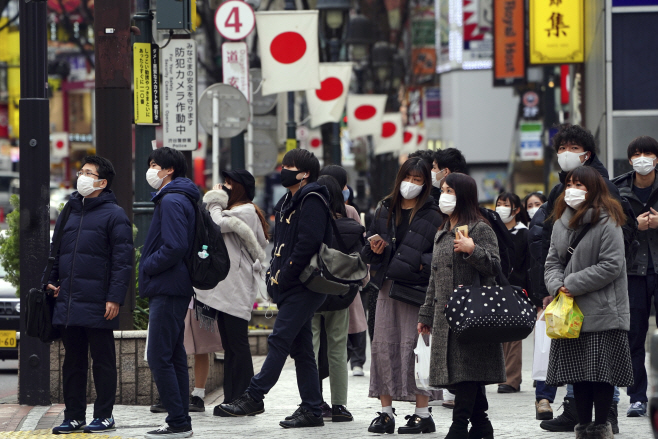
{"left": 368, "top": 234, "right": 387, "bottom": 255}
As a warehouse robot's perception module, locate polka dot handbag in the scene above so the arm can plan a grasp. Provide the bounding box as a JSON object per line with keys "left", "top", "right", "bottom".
{"left": 444, "top": 267, "right": 535, "bottom": 345}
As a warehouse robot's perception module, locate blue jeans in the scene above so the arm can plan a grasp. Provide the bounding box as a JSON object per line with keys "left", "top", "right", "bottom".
{"left": 536, "top": 383, "right": 620, "bottom": 403}
{"left": 147, "top": 295, "right": 192, "bottom": 429}
{"left": 247, "top": 290, "right": 326, "bottom": 417}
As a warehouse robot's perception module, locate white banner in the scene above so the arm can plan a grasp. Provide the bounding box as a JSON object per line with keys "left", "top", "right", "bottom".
{"left": 402, "top": 125, "right": 419, "bottom": 154}
{"left": 255, "top": 11, "right": 320, "bottom": 96}
{"left": 305, "top": 62, "right": 352, "bottom": 128}
{"left": 298, "top": 126, "right": 323, "bottom": 159}
{"left": 162, "top": 40, "right": 198, "bottom": 151}
{"left": 346, "top": 94, "right": 387, "bottom": 138}
{"left": 416, "top": 126, "right": 427, "bottom": 150}
{"left": 222, "top": 42, "right": 250, "bottom": 102}
{"left": 374, "top": 113, "right": 403, "bottom": 155}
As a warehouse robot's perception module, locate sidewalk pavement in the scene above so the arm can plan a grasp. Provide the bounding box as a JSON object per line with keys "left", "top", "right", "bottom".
{"left": 0, "top": 335, "right": 654, "bottom": 438}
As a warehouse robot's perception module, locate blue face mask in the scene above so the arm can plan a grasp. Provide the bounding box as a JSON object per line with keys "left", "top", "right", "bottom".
{"left": 342, "top": 188, "right": 350, "bottom": 202}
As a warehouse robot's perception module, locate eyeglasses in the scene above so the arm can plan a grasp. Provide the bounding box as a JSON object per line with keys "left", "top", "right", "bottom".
{"left": 76, "top": 170, "right": 99, "bottom": 178}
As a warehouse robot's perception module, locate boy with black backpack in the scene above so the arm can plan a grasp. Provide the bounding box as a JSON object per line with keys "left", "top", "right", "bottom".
{"left": 140, "top": 147, "right": 200, "bottom": 439}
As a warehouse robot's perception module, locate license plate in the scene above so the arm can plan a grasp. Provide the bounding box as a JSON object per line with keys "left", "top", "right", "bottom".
{"left": 0, "top": 330, "right": 16, "bottom": 348}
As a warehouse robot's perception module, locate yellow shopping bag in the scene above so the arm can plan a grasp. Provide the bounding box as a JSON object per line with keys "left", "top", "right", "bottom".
{"left": 545, "top": 292, "right": 584, "bottom": 339}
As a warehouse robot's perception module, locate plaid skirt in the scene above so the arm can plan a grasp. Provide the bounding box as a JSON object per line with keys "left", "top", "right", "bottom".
{"left": 545, "top": 329, "right": 633, "bottom": 387}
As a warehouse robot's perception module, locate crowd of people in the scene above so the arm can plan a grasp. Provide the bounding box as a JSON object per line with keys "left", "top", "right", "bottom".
{"left": 42, "top": 124, "right": 658, "bottom": 439}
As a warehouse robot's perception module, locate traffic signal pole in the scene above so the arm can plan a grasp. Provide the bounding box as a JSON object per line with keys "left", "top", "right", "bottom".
{"left": 18, "top": 0, "right": 52, "bottom": 405}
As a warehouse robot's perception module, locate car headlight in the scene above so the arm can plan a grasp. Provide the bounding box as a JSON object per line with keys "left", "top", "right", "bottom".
{"left": 14, "top": 302, "right": 19, "bottom": 314}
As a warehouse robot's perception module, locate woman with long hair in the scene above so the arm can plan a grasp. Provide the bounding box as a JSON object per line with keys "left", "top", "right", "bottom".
{"left": 362, "top": 157, "right": 443, "bottom": 435}
{"left": 524, "top": 192, "right": 547, "bottom": 220}
{"left": 544, "top": 166, "right": 632, "bottom": 439}
{"left": 417, "top": 173, "right": 504, "bottom": 439}
{"left": 193, "top": 170, "right": 269, "bottom": 415}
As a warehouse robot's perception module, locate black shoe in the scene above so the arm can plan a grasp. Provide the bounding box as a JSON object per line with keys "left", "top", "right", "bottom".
{"left": 320, "top": 401, "right": 332, "bottom": 421}
{"left": 368, "top": 410, "right": 396, "bottom": 434}
{"left": 150, "top": 403, "right": 167, "bottom": 414}
{"left": 497, "top": 384, "right": 519, "bottom": 393}
{"left": 214, "top": 392, "right": 264, "bottom": 417}
{"left": 332, "top": 405, "right": 353, "bottom": 422}
{"left": 540, "top": 397, "right": 578, "bottom": 432}
{"left": 285, "top": 405, "right": 303, "bottom": 421}
{"left": 189, "top": 395, "right": 205, "bottom": 413}
{"left": 468, "top": 419, "right": 494, "bottom": 439}
{"left": 398, "top": 413, "right": 436, "bottom": 434}
{"left": 144, "top": 424, "right": 193, "bottom": 438}
{"left": 279, "top": 407, "right": 324, "bottom": 428}
{"left": 607, "top": 401, "right": 619, "bottom": 434}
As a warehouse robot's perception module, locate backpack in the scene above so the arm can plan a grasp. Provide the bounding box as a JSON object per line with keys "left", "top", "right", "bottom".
{"left": 479, "top": 207, "right": 514, "bottom": 279}
{"left": 158, "top": 190, "right": 231, "bottom": 290}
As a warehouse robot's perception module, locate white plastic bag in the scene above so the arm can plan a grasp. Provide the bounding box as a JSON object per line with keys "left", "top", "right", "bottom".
{"left": 532, "top": 311, "right": 551, "bottom": 381}
{"left": 414, "top": 334, "right": 438, "bottom": 390}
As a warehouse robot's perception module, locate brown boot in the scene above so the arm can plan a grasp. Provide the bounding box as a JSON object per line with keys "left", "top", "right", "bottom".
{"left": 575, "top": 423, "right": 591, "bottom": 439}
{"left": 585, "top": 423, "right": 614, "bottom": 439}
{"left": 536, "top": 399, "right": 553, "bottom": 420}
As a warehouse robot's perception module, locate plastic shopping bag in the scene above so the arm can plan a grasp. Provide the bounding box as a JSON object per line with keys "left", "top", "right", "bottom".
{"left": 545, "top": 292, "right": 584, "bottom": 339}
{"left": 532, "top": 311, "right": 551, "bottom": 381}
{"left": 414, "top": 334, "right": 438, "bottom": 390}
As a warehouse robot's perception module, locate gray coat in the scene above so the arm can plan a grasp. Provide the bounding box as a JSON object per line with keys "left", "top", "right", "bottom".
{"left": 544, "top": 208, "right": 630, "bottom": 333}
{"left": 418, "top": 220, "right": 506, "bottom": 388}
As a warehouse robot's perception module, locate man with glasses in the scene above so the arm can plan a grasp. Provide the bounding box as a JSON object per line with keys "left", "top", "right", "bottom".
{"left": 47, "top": 155, "right": 133, "bottom": 434}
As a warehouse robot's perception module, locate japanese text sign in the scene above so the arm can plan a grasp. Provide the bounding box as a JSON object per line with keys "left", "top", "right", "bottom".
{"left": 162, "top": 39, "right": 198, "bottom": 151}
{"left": 493, "top": 0, "right": 525, "bottom": 85}
{"left": 133, "top": 43, "right": 161, "bottom": 125}
{"left": 222, "top": 42, "right": 250, "bottom": 102}
{"left": 529, "top": 0, "right": 584, "bottom": 64}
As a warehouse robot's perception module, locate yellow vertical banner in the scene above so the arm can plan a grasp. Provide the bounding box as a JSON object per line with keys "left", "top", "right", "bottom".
{"left": 7, "top": 30, "right": 20, "bottom": 139}
{"left": 133, "top": 42, "right": 154, "bottom": 125}
{"left": 529, "top": 0, "right": 584, "bottom": 64}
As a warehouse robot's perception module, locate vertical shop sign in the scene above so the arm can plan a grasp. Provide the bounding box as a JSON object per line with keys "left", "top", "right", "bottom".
{"left": 410, "top": 0, "right": 437, "bottom": 83}
{"left": 222, "top": 42, "right": 250, "bottom": 102}
{"left": 162, "top": 39, "right": 198, "bottom": 151}
{"left": 519, "top": 121, "right": 543, "bottom": 161}
{"left": 529, "top": 0, "right": 584, "bottom": 64}
{"left": 133, "top": 43, "right": 160, "bottom": 125}
{"left": 493, "top": 0, "right": 525, "bottom": 86}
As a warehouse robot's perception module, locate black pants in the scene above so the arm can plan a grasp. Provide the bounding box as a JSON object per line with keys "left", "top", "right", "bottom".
{"left": 60, "top": 326, "right": 116, "bottom": 420}
{"left": 346, "top": 331, "right": 366, "bottom": 369}
{"left": 216, "top": 311, "right": 254, "bottom": 404}
{"left": 573, "top": 381, "right": 614, "bottom": 425}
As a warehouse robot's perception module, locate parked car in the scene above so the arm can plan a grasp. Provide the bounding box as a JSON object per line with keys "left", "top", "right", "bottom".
{"left": 50, "top": 186, "right": 71, "bottom": 221}
{"left": 0, "top": 263, "right": 18, "bottom": 360}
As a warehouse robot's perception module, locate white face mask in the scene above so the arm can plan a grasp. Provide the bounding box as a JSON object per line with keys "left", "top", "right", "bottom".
{"left": 430, "top": 170, "right": 444, "bottom": 189}
{"left": 527, "top": 207, "right": 539, "bottom": 219}
{"left": 632, "top": 156, "right": 656, "bottom": 176}
{"left": 400, "top": 181, "right": 424, "bottom": 200}
{"left": 557, "top": 151, "right": 588, "bottom": 172}
{"left": 77, "top": 175, "right": 103, "bottom": 197}
{"left": 439, "top": 193, "right": 457, "bottom": 215}
{"left": 564, "top": 188, "right": 587, "bottom": 209}
{"left": 495, "top": 206, "right": 515, "bottom": 224}
{"left": 146, "top": 168, "right": 165, "bottom": 190}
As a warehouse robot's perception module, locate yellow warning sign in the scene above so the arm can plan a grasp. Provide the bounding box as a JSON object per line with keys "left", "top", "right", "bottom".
{"left": 285, "top": 138, "right": 297, "bottom": 151}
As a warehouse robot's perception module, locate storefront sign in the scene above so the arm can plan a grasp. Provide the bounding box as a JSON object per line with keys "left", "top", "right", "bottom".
{"left": 222, "top": 42, "right": 250, "bottom": 102}
{"left": 493, "top": 0, "right": 525, "bottom": 86}
{"left": 162, "top": 40, "right": 198, "bottom": 151}
{"left": 519, "top": 121, "right": 543, "bottom": 161}
{"left": 133, "top": 42, "right": 161, "bottom": 125}
{"left": 529, "top": 0, "right": 584, "bottom": 64}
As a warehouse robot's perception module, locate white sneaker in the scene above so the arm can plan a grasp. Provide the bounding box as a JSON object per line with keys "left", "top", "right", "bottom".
{"left": 352, "top": 366, "right": 364, "bottom": 376}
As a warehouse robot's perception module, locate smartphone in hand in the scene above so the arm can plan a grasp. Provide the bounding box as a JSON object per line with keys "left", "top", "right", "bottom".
{"left": 455, "top": 225, "right": 469, "bottom": 238}
{"left": 368, "top": 234, "right": 388, "bottom": 246}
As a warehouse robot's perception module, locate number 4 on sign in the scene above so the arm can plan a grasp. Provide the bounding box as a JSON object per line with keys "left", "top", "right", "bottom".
{"left": 215, "top": 0, "right": 255, "bottom": 41}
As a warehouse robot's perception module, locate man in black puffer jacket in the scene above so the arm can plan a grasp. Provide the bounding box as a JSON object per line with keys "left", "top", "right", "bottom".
{"left": 217, "top": 149, "right": 332, "bottom": 429}
{"left": 47, "top": 156, "right": 133, "bottom": 435}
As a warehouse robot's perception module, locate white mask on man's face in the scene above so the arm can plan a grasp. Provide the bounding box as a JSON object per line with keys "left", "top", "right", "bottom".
{"left": 632, "top": 156, "right": 656, "bottom": 176}
{"left": 557, "top": 151, "right": 588, "bottom": 172}
{"left": 146, "top": 168, "right": 165, "bottom": 190}
{"left": 77, "top": 175, "right": 103, "bottom": 197}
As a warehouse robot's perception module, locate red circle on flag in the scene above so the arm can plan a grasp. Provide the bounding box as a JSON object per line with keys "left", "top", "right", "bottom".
{"left": 310, "top": 138, "right": 322, "bottom": 148}
{"left": 270, "top": 32, "right": 306, "bottom": 64}
{"left": 315, "top": 77, "right": 343, "bottom": 101}
{"left": 382, "top": 122, "right": 397, "bottom": 138}
{"left": 56, "top": 140, "right": 65, "bottom": 149}
{"left": 417, "top": 134, "right": 424, "bottom": 144}
{"left": 403, "top": 131, "right": 413, "bottom": 143}
{"left": 354, "top": 105, "right": 376, "bottom": 120}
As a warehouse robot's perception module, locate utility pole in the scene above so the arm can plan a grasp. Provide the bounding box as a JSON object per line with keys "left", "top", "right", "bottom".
{"left": 133, "top": 0, "right": 155, "bottom": 251}
{"left": 19, "top": 0, "right": 51, "bottom": 405}
{"left": 284, "top": 0, "right": 297, "bottom": 151}
{"left": 95, "top": 0, "right": 134, "bottom": 329}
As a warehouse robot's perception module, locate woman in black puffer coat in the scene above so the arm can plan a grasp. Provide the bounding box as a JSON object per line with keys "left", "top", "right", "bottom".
{"left": 362, "top": 158, "right": 443, "bottom": 435}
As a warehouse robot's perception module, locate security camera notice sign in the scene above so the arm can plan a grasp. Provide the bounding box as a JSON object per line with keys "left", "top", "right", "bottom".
{"left": 161, "top": 39, "right": 198, "bottom": 151}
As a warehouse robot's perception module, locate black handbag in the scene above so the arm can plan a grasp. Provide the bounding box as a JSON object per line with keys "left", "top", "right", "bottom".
{"left": 25, "top": 203, "right": 72, "bottom": 343}
{"left": 444, "top": 264, "right": 535, "bottom": 344}
{"left": 389, "top": 281, "right": 427, "bottom": 307}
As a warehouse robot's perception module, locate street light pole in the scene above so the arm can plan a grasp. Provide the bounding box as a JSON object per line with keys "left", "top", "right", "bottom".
{"left": 284, "top": 0, "right": 297, "bottom": 151}
{"left": 18, "top": 0, "right": 51, "bottom": 405}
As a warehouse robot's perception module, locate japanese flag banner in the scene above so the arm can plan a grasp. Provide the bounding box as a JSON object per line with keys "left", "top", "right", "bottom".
{"left": 255, "top": 11, "right": 320, "bottom": 96}
{"left": 374, "top": 113, "right": 403, "bottom": 155}
{"left": 300, "top": 127, "right": 324, "bottom": 159}
{"left": 417, "top": 126, "right": 427, "bottom": 149}
{"left": 346, "top": 94, "right": 387, "bottom": 137}
{"left": 401, "top": 125, "right": 419, "bottom": 154}
{"left": 305, "top": 62, "right": 353, "bottom": 128}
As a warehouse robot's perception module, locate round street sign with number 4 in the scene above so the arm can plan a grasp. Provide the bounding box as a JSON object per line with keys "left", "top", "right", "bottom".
{"left": 215, "top": 0, "right": 256, "bottom": 41}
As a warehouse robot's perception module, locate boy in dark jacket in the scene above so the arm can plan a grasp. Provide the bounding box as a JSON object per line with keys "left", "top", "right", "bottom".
{"left": 47, "top": 156, "right": 133, "bottom": 434}
{"left": 217, "top": 149, "right": 332, "bottom": 429}
{"left": 140, "top": 147, "right": 200, "bottom": 439}
{"left": 612, "top": 136, "right": 658, "bottom": 418}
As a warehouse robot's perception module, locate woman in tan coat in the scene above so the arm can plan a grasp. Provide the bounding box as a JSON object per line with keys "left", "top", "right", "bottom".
{"left": 418, "top": 173, "right": 504, "bottom": 439}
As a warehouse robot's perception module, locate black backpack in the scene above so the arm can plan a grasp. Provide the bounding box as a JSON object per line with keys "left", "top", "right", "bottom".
{"left": 158, "top": 191, "right": 230, "bottom": 290}
{"left": 479, "top": 207, "right": 514, "bottom": 279}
